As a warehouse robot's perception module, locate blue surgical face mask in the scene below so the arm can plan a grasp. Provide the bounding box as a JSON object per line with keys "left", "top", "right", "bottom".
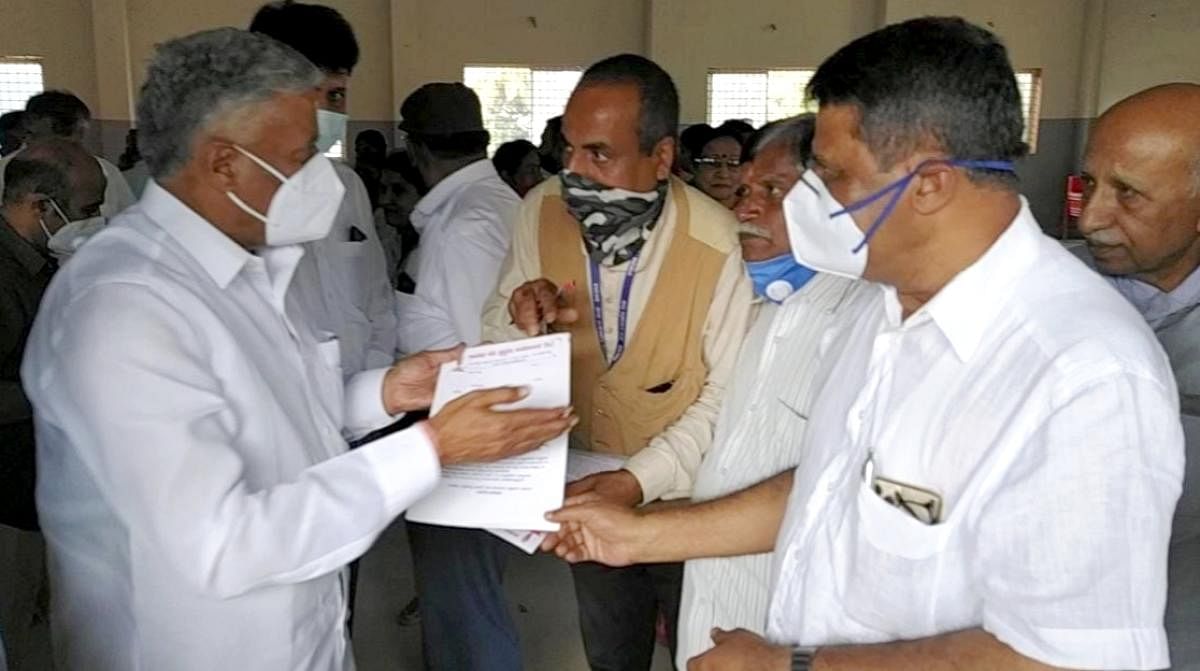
{"left": 783, "top": 159, "right": 1017, "bottom": 279}
{"left": 746, "top": 253, "right": 818, "bottom": 303}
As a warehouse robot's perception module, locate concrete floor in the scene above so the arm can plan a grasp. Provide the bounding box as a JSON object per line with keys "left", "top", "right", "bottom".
{"left": 1, "top": 521, "right": 672, "bottom": 671}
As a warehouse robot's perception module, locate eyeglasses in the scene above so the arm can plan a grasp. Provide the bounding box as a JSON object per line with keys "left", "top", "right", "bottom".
{"left": 694, "top": 157, "right": 741, "bottom": 170}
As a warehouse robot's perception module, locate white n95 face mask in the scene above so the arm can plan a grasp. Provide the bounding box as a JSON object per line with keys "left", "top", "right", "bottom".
{"left": 226, "top": 145, "right": 346, "bottom": 247}
{"left": 783, "top": 160, "right": 1017, "bottom": 280}
{"left": 316, "top": 109, "right": 348, "bottom": 154}
{"left": 782, "top": 169, "right": 868, "bottom": 280}
{"left": 40, "top": 199, "right": 106, "bottom": 263}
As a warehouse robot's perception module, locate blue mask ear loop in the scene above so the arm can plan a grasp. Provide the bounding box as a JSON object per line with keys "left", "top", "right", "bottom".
{"left": 834, "top": 158, "right": 1017, "bottom": 254}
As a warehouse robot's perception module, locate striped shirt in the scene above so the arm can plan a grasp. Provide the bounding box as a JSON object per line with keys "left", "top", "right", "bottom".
{"left": 676, "top": 273, "right": 874, "bottom": 666}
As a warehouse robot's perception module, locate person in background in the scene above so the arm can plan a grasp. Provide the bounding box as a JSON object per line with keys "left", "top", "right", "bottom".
{"left": 545, "top": 17, "right": 1182, "bottom": 671}
{"left": 354, "top": 129, "right": 388, "bottom": 208}
{"left": 0, "top": 91, "right": 136, "bottom": 219}
{"left": 250, "top": 0, "right": 399, "bottom": 377}
{"left": 538, "top": 115, "right": 565, "bottom": 175}
{"left": 394, "top": 83, "right": 519, "bottom": 353}
{"left": 692, "top": 121, "right": 747, "bottom": 209}
{"left": 24, "top": 29, "right": 575, "bottom": 671}
{"left": 0, "top": 112, "right": 27, "bottom": 157}
{"left": 407, "top": 54, "right": 752, "bottom": 671}
{"left": 1076, "top": 82, "right": 1200, "bottom": 671}
{"left": 0, "top": 137, "right": 105, "bottom": 669}
{"left": 493, "top": 139, "right": 543, "bottom": 198}
{"left": 675, "top": 115, "right": 875, "bottom": 667}
{"left": 120, "top": 129, "right": 152, "bottom": 198}
{"left": 117, "top": 129, "right": 141, "bottom": 172}
{"left": 376, "top": 149, "right": 422, "bottom": 290}
{"left": 676, "top": 123, "right": 714, "bottom": 183}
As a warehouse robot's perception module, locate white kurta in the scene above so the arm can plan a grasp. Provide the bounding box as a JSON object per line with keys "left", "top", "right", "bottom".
{"left": 22, "top": 182, "right": 442, "bottom": 671}
{"left": 676, "top": 273, "right": 874, "bottom": 667}
{"left": 767, "top": 201, "right": 1183, "bottom": 670}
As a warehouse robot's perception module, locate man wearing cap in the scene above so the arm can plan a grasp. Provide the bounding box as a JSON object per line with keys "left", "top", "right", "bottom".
{"left": 394, "top": 83, "right": 520, "bottom": 353}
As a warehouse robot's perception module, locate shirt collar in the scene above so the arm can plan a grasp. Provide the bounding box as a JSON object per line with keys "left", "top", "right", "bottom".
{"left": 1109, "top": 263, "right": 1200, "bottom": 327}
{"left": 412, "top": 159, "right": 498, "bottom": 220}
{"left": 883, "top": 196, "right": 1042, "bottom": 362}
{"left": 141, "top": 180, "right": 254, "bottom": 289}
{"left": 0, "top": 213, "right": 48, "bottom": 276}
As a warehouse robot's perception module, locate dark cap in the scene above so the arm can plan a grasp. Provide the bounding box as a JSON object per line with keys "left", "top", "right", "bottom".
{"left": 398, "top": 83, "right": 484, "bottom": 135}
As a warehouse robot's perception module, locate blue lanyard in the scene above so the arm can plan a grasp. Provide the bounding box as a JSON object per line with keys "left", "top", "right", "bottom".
{"left": 589, "top": 253, "right": 639, "bottom": 367}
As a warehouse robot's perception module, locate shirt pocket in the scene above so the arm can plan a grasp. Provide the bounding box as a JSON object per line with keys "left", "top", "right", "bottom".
{"left": 841, "top": 478, "right": 956, "bottom": 639}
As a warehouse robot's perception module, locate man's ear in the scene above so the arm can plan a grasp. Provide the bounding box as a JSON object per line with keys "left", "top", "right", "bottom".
{"left": 909, "top": 161, "right": 958, "bottom": 216}
{"left": 200, "top": 139, "right": 242, "bottom": 192}
{"left": 653, "top": 136, "right": 676, "bottom": 182}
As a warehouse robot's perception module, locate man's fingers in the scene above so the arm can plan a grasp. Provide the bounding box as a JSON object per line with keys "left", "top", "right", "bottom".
{"left": 710, "top": 627, "right": 732, "bottom": 644}
{"left": 466, "top": 386, "right": 530, "bottom": 408}
{"left": 555, "top": 307, "right": 580, "bottom": 324}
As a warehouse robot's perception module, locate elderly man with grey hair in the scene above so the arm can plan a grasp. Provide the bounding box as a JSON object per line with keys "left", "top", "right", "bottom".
{"left": 675, "top": 115, "right": 877, "bottom": 666}
{"left": 21, "top": 28, "right": 574, "bottom": 671}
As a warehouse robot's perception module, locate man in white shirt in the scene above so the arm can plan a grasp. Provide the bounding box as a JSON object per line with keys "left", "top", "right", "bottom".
{"left": 545, "top": 17, "right": 1183, "bottom": 671}
{"left": 251, "top": 1, "right": 399, "bottom": 376}
{"left": 0, "top": 91, "right": 137, "bottom": 220}
{"left": 394, "top": 83, "right": 520, "bottom": 352}
{"left": 1077, "top": 82, "right": 1200, "bottom": 671}
{"left": 676, "top": 116, "right": 875, "bottom": 667}
{"left": 21, "top": 28, "right": 575, "bottom": 671}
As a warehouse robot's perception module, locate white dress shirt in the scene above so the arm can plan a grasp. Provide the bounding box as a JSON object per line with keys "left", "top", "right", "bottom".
{"left": 22, "top": 182, "right": 442, "bottom": 671}
{"left": 396, "top": 159, "right": 520, "bottom": 353}
{"left": 291, "top": 161, "right": 398, "bottom": 376}
{"left": 677, "top": 274, "right": 874, "bottom": 667}
{"left": 766, "top": 201, "right": 1183, "bottom": 670}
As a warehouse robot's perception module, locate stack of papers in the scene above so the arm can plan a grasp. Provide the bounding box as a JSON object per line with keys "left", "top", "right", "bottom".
{"left": 407, "top": 334, "right": 574, "bottom": 532}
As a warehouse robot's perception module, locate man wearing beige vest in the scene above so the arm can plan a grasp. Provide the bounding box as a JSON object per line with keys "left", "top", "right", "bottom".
{"left": 405, "top": 54, "right": 752, "bottom": 671}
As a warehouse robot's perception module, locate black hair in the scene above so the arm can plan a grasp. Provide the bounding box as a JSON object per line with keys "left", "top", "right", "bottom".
{"left": 407, "top": 130, "right": 490, "bottom": 162}
{"left": 0, "top": 111, "right": 26, "bottom": 151}
{"left": 742, "top": 114, "right": 816, "bottom": 168}
{"left": 718, "top": 119, "right": 755, "bottom": 142}
{"left": 383, "top": 149, "right": 423, "bottom": 185}
{"left": 539, "top": 116, "right": 565, "bottom": 173}
{"left": 807, "top": 16, "right": 1026, "bottom": 186}
{"left": 24, "top": 91, "right": 91, "bottom": 139}
{"left": 492, "top": 139, "right": 538, "bottom": 177}
{"left": 679, "top": 123, "right": 714, "bottom": 158}
{"left": 250, "top": 1, "right": 359, "bottom": 73}
{"left": 356, "top": 129, "right": 387, "bottom": 149}
{"left": 577, "top": 54, "right": 679, "bottom": 154}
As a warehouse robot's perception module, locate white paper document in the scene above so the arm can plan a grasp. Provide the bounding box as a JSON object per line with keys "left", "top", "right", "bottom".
{"left": 486, "top": 449, "right": 628, "bottom": 553}
{"left": 406, "top": 334, "right": 572, "bottom": 532}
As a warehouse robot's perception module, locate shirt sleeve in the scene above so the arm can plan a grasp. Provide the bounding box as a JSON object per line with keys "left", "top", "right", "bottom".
{"left": 481, "top": 190, "right": 542, "bottom": 344}
{"left": 975, "top": 369, "right": 1182, "bottom": 670}
{"left": 99, "top": 158, "right": 138, "bottom": 217}
{"left": 623, "top": 250, "right": 754, "bottom": 502}
{"left": 435, "top": 199, "right": 519, "bottom": 346}
{"left": 30, "top": 283, "right": 440, "bottom": 600}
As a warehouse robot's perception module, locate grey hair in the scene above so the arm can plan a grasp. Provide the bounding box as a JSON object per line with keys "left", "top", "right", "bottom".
{"left": 137, "top": 28, "right": 322, "bottom": 180}
{"left": 742, "top": 114, "right": 817, "bottom": 172}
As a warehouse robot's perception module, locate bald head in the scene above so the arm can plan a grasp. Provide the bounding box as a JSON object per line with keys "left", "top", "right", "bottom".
{"left": 1078, "top": 83, "right": 1200, "bottom": 291}
{"left": 1, "top": 137, "right": 106, "bottom": 247}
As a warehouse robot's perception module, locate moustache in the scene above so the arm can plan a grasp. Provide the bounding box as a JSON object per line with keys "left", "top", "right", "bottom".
{"left": 736, "top": 222, "right": 772, "bottom": 240}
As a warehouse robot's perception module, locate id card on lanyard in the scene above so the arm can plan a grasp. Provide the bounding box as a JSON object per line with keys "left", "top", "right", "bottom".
{"left": 589, "top": 253, "right": 639, "bottom": 368}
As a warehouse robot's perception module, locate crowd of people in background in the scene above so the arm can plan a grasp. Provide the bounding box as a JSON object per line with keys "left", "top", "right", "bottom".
{"left": 1, "top": 2, "right": 1198, "bottom": 671}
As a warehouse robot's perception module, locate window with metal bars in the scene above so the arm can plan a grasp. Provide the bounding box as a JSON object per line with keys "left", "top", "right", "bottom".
{"left": 1015, "top": 69, "right": 1043, "bottom": 153}
{"left": 707, "top": 67, "right": 1044, "bottom": 153}
{"left": 462, "top": 65, "right": 582, "bottom": 155}
{"left": 0, "top": 58, "right": 44, "bottom": 114}
{"left": 706, "top": 69, "right": 817, "bottom": 127}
